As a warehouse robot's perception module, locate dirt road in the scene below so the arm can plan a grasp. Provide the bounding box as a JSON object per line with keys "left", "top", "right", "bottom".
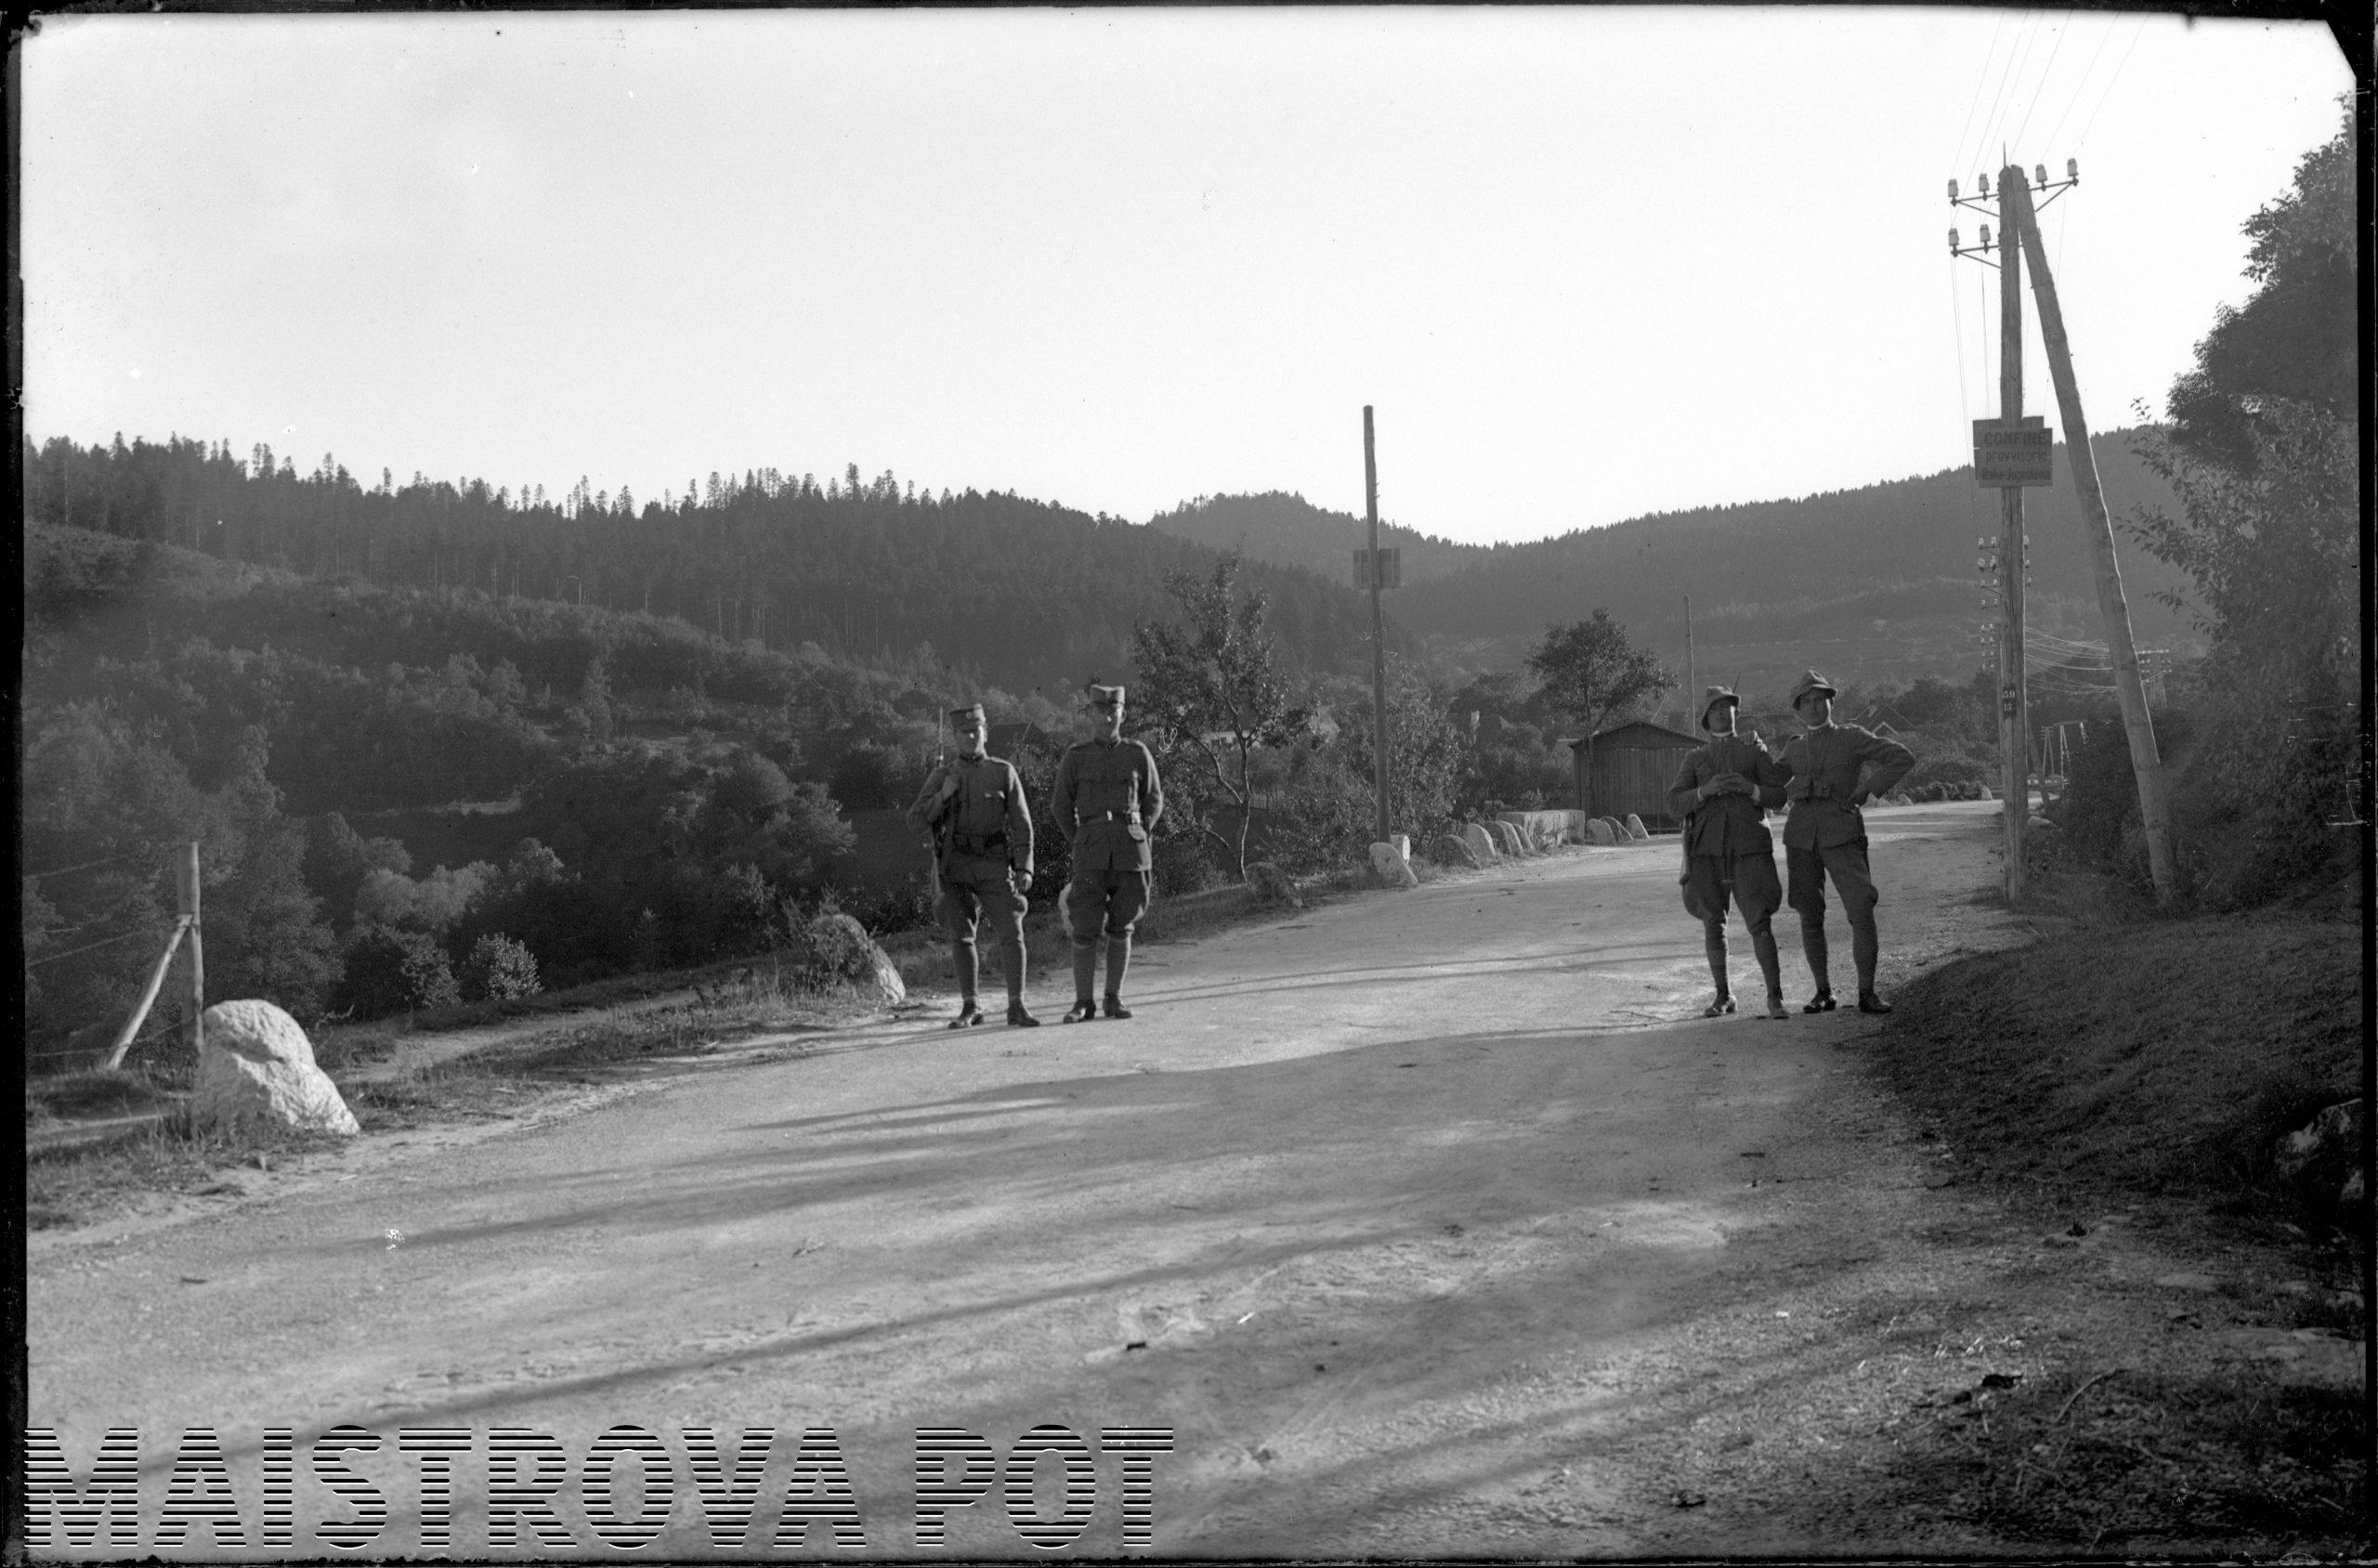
{"left": 34, "top": 803, "right": 2143, "bottom": 1556}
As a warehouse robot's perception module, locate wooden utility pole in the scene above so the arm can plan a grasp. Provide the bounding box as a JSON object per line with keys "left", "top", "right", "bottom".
{"left": 1683, "top": 595, "right": 1696, "bottom": 725}
{"left": 178, "top": 841, "right": 204, "bottom": 1055}
{"left": 2006, "top": 173, "right": 2175, "bottom": 904}
{"left": 1996, "top": 168, "right": 2030, "bottom": 905}
{"left": 1364, "top": 407, "right": 1391, "bottom": 846}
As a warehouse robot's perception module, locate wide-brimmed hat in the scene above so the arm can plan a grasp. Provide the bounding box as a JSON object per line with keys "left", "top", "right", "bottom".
{"left": 1698, "top": 686, "right": 1740, "bottom": 731}
{"left": 1788, "top": 670, "right": 1838, "bottom": 707}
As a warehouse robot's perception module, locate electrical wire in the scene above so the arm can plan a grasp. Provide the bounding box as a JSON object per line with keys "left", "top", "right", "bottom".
{"left": 1978, "top": 11, "right": 2041, "bottom": 176}
{"left": 23, "top": 850, "right": 150, "bottom": 882}
{"left": 2040, "top": 11, "right": 2121, "bottom": 158}
{"left": 2072, "top": 16, "right": 2149, "bottom": 156}
{"left": 2010, "top": 13, "right": 2074, "bottom": 157}
{"left": 26, "top": 924, "right": 172, "bottom": 969}
{"left": 1951, "top": 8, "right": 2014, "bottom": 179}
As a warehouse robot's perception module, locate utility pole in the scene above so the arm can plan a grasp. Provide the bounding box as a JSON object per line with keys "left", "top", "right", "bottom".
{"left": 1683, "top": 595, "right": 1696, "bottom": 726}
{"left": 1364, "top": 407, "right": 1390, "bottom": 846}
{"left": 2006, "top": 168, "right": 2175, "bottom": 904}
{"left": 177, "top": 841, "right": 204, "bottom": 1057}
{"left": 1996, "top": 166, "right": 2029, "bottom": 904}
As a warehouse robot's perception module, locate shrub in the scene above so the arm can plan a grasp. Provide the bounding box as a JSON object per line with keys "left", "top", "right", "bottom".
{"left": 336, "top": 925, "right": 461, "bottom": 1018}
{"left": 459, "top": 933, "right": 542, "bottom": 1001}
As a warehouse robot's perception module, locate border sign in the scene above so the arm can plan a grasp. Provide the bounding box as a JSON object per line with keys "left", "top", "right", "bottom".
{"left": 1973, "top": 416, "right": 2052, "bottom": 487}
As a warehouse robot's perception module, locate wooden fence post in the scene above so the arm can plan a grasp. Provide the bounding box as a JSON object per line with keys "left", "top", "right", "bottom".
{"left": 178, "top": 841, "right": 204, "bottom": 1056}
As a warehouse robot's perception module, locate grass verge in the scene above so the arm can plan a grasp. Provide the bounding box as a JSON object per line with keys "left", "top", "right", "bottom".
{"left": 1824, "top": 900, "right": 2366, "bottom": 1550}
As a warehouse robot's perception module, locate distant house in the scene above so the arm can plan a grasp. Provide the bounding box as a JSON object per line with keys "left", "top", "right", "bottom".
{"left": 1562, "top": 720, "right": 1702, "bottom": 830}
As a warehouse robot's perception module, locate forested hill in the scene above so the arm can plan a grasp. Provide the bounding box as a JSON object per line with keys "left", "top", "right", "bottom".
{"left": 1149, "top": 493, "right": 1480, "bottom": 586}
{"left": 23, "top": 438, "right": 1413, "bottom": 695}
{"left": 1149, "top": 432, "right": 2201, "bottom": 691}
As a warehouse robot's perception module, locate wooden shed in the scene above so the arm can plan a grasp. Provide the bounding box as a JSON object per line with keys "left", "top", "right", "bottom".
{"left": 1563, "top": 720, "right": 1702, "bottom": 830}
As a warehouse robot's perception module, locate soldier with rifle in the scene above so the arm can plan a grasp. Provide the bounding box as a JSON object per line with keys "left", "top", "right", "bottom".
{"left": 1052, "top": 683, "right": 1164, "bottom": 1023}
{"left": 906, "top": 703, "right": 1039, "bottom": 1028}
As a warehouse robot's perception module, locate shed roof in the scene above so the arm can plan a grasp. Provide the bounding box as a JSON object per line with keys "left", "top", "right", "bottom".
{"left": 1561, "top": 719, "right": 1702, "bottom": 751}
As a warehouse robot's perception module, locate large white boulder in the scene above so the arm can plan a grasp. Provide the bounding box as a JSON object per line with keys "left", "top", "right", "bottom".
{"left": 195, "top": 1000, "right": 360, "bottom": 1137}
{"left": 811, "top": 912, "right": 907, "bottom": 1004}
{"left": 1623, "top": 814, "right": 1650, "bottom": 841}
{"left": 1491, "top": 821, "right": 1530, "bottom": 858}
{"left": 1460, "top": 822, "right": 1501, "bottom": 863}
{"left": 1368, "top": 841, "right": 1419, "bottom": 888}
{"left": 1585, "top": 818, "right": 1617, "bottom": 846}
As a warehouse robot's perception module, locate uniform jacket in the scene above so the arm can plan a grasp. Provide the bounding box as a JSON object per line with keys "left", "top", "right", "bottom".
{"left": 1777, "top": 724, "right": 1915, "bottom": 850}
{"left": 1052, "top": 736, "right": 1165, "bottom": 872}
{"left": 905, "top": 751, "right": 1034, "bottom": 878}
{"left": 1666, "top": 732, "right": 1791, "bottom": 859}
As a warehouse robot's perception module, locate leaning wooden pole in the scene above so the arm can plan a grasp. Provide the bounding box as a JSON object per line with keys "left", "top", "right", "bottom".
{"left": 99, "top": 916, "right": 192, "bottom": 1071}
{"left": 2007, "top": 175, "right": 2176, "bottom": 904}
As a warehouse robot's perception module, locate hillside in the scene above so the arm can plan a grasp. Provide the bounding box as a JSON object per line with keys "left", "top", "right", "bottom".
{"left": 25, "top": 438, "right": 1416, "bottom": 697}
{"left": 1148, "top": 432, "right": 2200, "bottom": 698}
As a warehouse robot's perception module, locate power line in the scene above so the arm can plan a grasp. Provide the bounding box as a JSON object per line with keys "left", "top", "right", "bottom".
{"left": 2072, "top": 17, "right": 2149, "bottom": 155}
{"left": 1950, "top": 8, "right": 2014, "bottom": 178}
{"left": 2039, "top": 11, "right": 2123, "bottom": 158}
{"left": 2010, "top": 13, "right": 2075, "bottom": 155}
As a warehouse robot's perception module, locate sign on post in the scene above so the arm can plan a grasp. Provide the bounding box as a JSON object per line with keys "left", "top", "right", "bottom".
{"left": 1352, "top": 547, "right": 1402, "bottom": 591}
{"left": 1973, "top": 416, "right": 2052, "bottom": 487}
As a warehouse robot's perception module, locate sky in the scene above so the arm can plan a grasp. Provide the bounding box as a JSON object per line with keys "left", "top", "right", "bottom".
{"left": 20, "top": 7, "right": 2355, "bottom": 546}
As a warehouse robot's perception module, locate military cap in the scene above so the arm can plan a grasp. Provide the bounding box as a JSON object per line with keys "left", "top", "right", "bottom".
{"left": 1698, "top": 685, "right": 1740, "bottom": 731}
{"left": 947, "top": 703, "right": 986, "bottom": 725}
{"left": 1788, "top": 669, "right": 1838, "bottom": 706}
{"left": 1087, "top": 683, "right": 1127, "bottom": 707}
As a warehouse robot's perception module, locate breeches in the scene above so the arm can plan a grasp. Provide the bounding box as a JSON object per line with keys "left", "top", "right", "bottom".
{"left": 1681, "top": 853, "right": 1782, "bottom": 936}
{"left": 1064, "top": 869, "right": 1152, "bottom": 947}
{"left": 1785, "top": 840, "right": 1880, "bottom": 987}
{"left": 938, "top": 871, "right": 1027, "bottom": 947}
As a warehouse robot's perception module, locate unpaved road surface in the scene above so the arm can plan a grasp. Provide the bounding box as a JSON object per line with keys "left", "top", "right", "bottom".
{"left": 33, "top": 803, "right": 2296, "bottom": 1557}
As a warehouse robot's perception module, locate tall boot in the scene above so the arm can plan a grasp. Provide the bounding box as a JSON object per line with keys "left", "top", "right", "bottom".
{"left": 1701, "top": 922, "right": 1733, "bottom": 1015}
{"left": 1799, "top": 919, "right": 1836, "bottom": 1011}
{"left": 1068, "top": 938, "right": 1099, "bottom": 1019}
{"left": 1749, "top": 923, "right": 1784, "bottom": 1011}
{"left": 947, "top": 940, "right": 983, "bottom": 1028}
{"left": 1002, "top": 932, "right": 1038, "bottom": 1026}
{"left": 1103, "top": 933, "right": 1133, "bottom": 1018}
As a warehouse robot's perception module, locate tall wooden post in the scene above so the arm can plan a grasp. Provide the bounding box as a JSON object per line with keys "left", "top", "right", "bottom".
{"left": 1364, "top": 407, "right": 1391, "bottom": 846}
{"left": 1997, "top": 168, "right": 2029, "bottom": 904}
{"left": 178, "top": 841, "right": 204, "bottom": 1056}
{"left": 2007, "top": 175, "right": 2175, "bottom": 904}
{"left": 1684, "top": 595, "right": 1696, "bottom": 725}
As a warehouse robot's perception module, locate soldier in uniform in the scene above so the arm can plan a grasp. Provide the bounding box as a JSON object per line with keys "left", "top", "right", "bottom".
{"left": 905, "top": 703, "right": 1039, "bottom": 1028}
{"left": 1775, "top": 671, "right": 1915, "bottom": 1014}
{"left": 1051, "top": 683, "right": 1165, "bottom": 1023}
{"left": 1666, "top": 686, "right": 1794, "bottom": 1020}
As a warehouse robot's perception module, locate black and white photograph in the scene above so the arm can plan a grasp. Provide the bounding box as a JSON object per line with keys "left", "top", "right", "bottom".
{"left": 19, "top": 4, "right": 2366, "bottom": 1557}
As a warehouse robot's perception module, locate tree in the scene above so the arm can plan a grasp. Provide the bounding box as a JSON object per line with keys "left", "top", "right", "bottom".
{"left": 2119, "top": 103, "right": 2359, "bottom": 906}
{"left": 1130, "top": 555, "right": 1307, "bottom": 882}
{"left": 2162, "top": 102, "right": 2354, "bottom": 475}
{"left": 1524, "top": 610, "right": 1675, "bottom": 815}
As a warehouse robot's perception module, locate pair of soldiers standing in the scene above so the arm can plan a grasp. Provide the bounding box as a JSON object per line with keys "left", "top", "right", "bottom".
{"left": 904, "top": 685, "right": 1165, "bottom": 1029}
{"left": 1667, "top": 670, "right": 1914, "bottom": 1019}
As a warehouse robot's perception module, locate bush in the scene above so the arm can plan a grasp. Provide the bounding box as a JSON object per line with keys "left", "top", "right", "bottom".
{"left": 458, "top": 933, "right": 542, "bottom": 1001}
{"left": 336, "top": 925, "right": 461, "bottom": 1018}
